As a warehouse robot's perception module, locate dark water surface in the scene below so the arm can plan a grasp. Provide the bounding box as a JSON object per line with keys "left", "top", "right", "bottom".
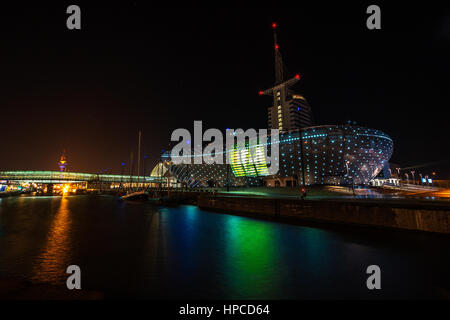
{"left": 0, "top": 195, "right": 449, "bottom": 299}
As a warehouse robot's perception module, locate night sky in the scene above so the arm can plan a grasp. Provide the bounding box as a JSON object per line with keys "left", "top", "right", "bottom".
{"left": 1, "top": 3, "right": 449, "bottom": 177}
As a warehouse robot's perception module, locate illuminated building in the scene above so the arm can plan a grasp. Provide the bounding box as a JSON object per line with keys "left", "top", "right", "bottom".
{"left": 161, "top": 125, "right": 393, "bottom": 187}
{"left": 230, "top": 143, "right": 269, "bottom": 177}
{"left": 161, "top": 160, "right": 260, "bottom": 188}
{"left": 267, "top": 125, "right": 392, "bottom": 186}
{"left": 266, "top": 83, "right": 314, "bottom": 132}
{"left": 154, "top": 23, "right": 393, "bottom": 188}
{"left": 58, "top": 149, "right": 68, "bottom": 172}
{"left": 261, "top": 23, "right": 313, "bottom": 132}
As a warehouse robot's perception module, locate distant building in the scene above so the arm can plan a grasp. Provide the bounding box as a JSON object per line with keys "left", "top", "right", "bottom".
{"left": 389, "top": 162, "right": 401, "bottom": 178}
{"left": 58, "top": 150, "right": 67, "bottom": 172}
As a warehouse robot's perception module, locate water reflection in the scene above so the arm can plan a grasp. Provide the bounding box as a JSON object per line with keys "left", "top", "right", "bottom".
{"left": 224, "top": 216, "right": 283, "bottom": 298}
{"left": 0, "top": 196, "right": 448, "bottom": 299}
{"left": 173, "top": 205, "right": 200, "bottom": 274}
{"left": 32, "top": 197, "right": 72, "bottom": 283}
{"left": 140, "top": 207, "right": 168, "bottom": 287}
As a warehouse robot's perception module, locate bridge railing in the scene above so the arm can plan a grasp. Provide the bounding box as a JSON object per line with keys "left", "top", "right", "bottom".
{"left": 0, "top": 171, "right": 164, "bottom": 183}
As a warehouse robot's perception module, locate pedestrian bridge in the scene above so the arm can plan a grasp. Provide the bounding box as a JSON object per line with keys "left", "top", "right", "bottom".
{"left": 0, "top": 171, "right": 163, "bottom": 184}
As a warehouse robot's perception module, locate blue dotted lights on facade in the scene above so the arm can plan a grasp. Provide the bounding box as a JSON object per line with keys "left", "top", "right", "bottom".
{"left": 165, "top": 125, "right": 393, "bottom": 187}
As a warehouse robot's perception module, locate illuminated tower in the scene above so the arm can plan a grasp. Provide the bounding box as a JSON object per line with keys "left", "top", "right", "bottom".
{"left": 260, "top": 22, "right": 314, "bottom": 132}
{"left": 58, "top": 149, "right": 68, "bottom": 172}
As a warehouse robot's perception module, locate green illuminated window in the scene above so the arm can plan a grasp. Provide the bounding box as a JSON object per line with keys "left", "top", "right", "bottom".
{"left": 230, "top": 144, "right": 269, "bottom": 177}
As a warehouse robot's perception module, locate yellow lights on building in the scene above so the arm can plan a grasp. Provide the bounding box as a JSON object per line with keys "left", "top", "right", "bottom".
{"left": 292, "top": 94, "right": 305, "bottom": 100}
{"left": 278, "top": 111, "right": 283, "bottom": 129}
{"left": 230, "top": 148, "right": 245, "bottom": 176}
{"left": 230, "top": 144, "right": 270, "bottom": 177}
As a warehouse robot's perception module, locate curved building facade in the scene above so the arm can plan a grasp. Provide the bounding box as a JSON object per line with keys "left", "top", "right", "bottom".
{"left": 161, "top": 125, "right": 393, "bottom": 187}
{"left": 274, "top": 125, "right": 393, "bottom": 186}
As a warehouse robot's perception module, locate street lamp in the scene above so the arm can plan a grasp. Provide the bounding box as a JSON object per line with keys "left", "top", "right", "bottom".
{"left": 411, "top": 170, "right": 415, "bottom": 185}
{"left": 345, "top": 160, "right": 349, "bottom": 177}
{"left": 226, "top": 164, "right": 230, "bottom": 192}
{"left": 396, "top": 168, "right": 401, "bottom": 186}
{"left": 345, "top": 160, "right": 355, "bottom": 196}
{"left": 120, "top": 162, "right": 125, "bottom": 189}
{"left": 143, "top": 155, "right": 147, "bottom": 189}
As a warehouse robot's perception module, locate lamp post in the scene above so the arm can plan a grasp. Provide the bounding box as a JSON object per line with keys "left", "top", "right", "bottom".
{"left": 300, "top": 129, "right": 307, "bottom": 191}
{"left": 129, "top": 152, "right": 134, "bottom": 191}
{"left": 120, "top": 162, "right": 125, "bottom": 190}
{"left": 345, "top": 160, "right": 349, "bottom": 179}
{"left": 226, "top": 164, "right": 230, "bottom": 192}
{"left": 396, "top": 167, "right": 401, "bottom": 187}
{"left": 143, "top": 155, "right": 147, "bottom": 189}
{"left": 411, "top": 170, "right": 415, "bottom": 185}
{"left": 405, "top": 173, "right": 409, "bottom": 185}
{"left": 419, "top": 173, "right": 423, "bottom": 186}
{"left": 345, "top": 160, "right": 355, "bottom": 196}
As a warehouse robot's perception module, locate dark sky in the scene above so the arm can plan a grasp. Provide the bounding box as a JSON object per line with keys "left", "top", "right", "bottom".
{"left": 1, "top": 3, "right": 450, "bottom": 177}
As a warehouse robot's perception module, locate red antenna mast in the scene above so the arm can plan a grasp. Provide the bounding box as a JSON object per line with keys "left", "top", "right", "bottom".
{"left": 272, "top": 22, "right": 284, "bottom": 85}
{"left": 259, "top": 22, "right": 301, "bottom": 97}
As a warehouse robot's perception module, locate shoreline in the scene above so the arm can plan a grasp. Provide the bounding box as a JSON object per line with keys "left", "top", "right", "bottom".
{"left": 197, "top": 195, "right": 450, "bottom": 234}
{"left": 2, "top": 191, "right": 450, "bottom": 234}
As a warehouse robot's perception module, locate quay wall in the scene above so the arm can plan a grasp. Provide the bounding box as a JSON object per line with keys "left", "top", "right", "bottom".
{"left": 197, "top": 196, "right": 450, "bottom": 234}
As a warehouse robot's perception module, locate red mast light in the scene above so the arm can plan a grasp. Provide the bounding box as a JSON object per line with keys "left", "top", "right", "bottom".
{"left": 295, "top": 74, "right": 301, "bottom": 80}
{"left": 258, "top": 90, "right": 264, "bottom": 96}
{"left": 272, "top": 22, "right": 277, "bottom": 29}
{"left": 275, "top": 44, "right": 279, "bottom": 50}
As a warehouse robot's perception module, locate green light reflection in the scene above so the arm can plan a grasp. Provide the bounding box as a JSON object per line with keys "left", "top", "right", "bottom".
{"left": 223, "top": 216, "right": 283, "bottom": 298}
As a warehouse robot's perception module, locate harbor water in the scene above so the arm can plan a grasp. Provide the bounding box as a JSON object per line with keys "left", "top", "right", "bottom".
{"left": 0, "top": 195, "right": 449, "bottom": 299}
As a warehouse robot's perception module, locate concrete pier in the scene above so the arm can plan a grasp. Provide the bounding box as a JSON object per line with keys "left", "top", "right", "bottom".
{"left": 198, "top": 196, "right": 450, "bottom": 234}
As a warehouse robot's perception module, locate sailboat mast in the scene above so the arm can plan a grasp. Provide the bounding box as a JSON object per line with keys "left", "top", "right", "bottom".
{"left": 137, "top": 130, "right": 141, "bottom": 188}
{"left": 129, "top": 151, "right": 134, "bottom": 190}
